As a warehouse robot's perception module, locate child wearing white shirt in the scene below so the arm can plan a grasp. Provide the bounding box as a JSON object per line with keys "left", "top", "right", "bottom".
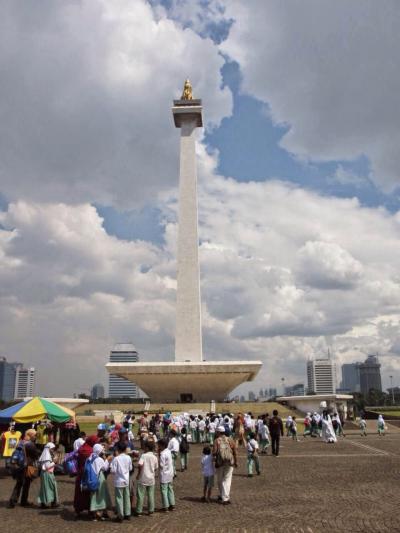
{"left": 260, "top": 419, "right": 270, "bottom": 454}
{"left": 73, "top": 432, "right": 86, "bottom": 452}
{"left": 207, "top": 419, "right": 216, "bottom": 445}
{"left": 110, "top": 442, "right": 133, "bottom": 521}
{"left": 246, "top": 432, "right": 260, "bottom": 477}
{"left": 167, "top": 430, "right": 180, "bottom": 477}
{"left": 135, "top": 441, "right": 158, "bottom": 516}
{"left": 158, "top": 439, "right": 175, "bottom": 512}
{"left": 198, "top": 417, "right": 206, "bottom": 443}
{"left": 201, "top": 446, "right": 215, "bottom": 503}
{"left": 189, "top": 418, "right": 198, "bottom": 443}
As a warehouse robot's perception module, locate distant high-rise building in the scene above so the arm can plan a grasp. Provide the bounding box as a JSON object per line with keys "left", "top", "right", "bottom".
{"left": 359, "top": 355, "right": 382, "bottom": 395}
{"left": 265, "top": 387, "right": 277, "bottom": 399}
{"left": 259, "top": 388, "right": 264, "bottom": 398}
{"left": 248, "top": 390, "right": 256, "bottom": 401}
{"left": 239, "top": 395, "right": 245, "bottom": 402}
{"left": 0, "top": 358, "right": 20, "bottom": 401}
{"left": 307, "top": 357, "right": 336, "bottom": 394}
{"left": 109, "top": 343, "right": 139, "bottom": 398}
{"left": 285, "top": 383, "right": 305, "bottom": 396}
{"left": 14, "top": 365, "right": 35, "bottom": 399}
{"left": 341, "top": 363, "right": 361, "bottom": 392}
{"left": 91, "top": 383, "right": 105, "bottom": 400}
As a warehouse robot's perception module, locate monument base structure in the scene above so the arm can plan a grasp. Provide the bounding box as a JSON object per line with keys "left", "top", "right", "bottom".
{"left": 105, "top": 361, "right": 262, "bottom": 402}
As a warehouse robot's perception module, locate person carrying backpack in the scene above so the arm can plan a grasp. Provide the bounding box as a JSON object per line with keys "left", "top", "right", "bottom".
{"left": 212, "top": 426, "right": 237, "bottom": 505}
{"left": 8, "top": 429, "right": 40, "bottom": 508}
{"left": 179, "top": 428, "right": 190, "bottom": 471}
{"left": 73, "top": 435, "right": 99, "bottom": 519}
{"left": 88, "top": 443, "right": 112, "bottom": 521}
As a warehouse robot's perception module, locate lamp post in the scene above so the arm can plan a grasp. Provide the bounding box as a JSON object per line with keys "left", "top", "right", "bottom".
{"left": 389, "top": 375, "right": 394, "bottom": 405}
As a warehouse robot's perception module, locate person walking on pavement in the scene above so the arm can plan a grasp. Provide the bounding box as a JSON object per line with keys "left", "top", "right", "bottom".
{"left": 212, "top": 426, "right": 237, "bottom": 505}
{"left": 8, "top": 429, "right": 41, "bottom": 508}
{"left": 268, "top": 410, "right": 284, "bottom": 457}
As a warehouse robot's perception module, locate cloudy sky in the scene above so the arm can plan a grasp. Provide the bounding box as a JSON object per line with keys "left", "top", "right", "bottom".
{"left": 1, "top": 0, "right": 400, "bottom": 397}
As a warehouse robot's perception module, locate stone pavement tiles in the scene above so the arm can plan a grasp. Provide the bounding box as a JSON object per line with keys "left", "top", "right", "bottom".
{"left": 0, "top": 433, "right": 399, "bottom": 532}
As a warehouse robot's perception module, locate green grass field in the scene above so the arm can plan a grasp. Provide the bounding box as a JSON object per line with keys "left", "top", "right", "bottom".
{"left": 372, "top": 410, "right": 400, "bottom": 417}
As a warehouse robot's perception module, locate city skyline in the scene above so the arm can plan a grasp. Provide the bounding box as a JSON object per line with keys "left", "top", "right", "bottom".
{"left": 0, "top": 2, "right": 399, "bottom": 396}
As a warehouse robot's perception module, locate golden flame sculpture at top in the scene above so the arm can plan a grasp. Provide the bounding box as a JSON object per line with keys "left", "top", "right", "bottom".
{"left": 181, "top": 79, "right": 193, "bottom": 100}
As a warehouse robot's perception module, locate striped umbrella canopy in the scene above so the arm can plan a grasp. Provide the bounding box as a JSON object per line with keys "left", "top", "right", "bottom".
{"left": 0, "top": 396, "right": 73, "bottom": 424}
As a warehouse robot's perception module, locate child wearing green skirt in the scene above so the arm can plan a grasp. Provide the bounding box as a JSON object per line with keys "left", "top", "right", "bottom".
{"left": 89, "top": 443, "right": 112, "bottom": 521}
{"left": 38, "top": 442, "right": 59, "bottom": 508}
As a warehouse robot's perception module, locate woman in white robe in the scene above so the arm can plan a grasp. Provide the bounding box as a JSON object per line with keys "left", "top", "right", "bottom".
{"left": 321, "top": 411, "right": 337, "bottom": 443}
{"left": 377, "top": 415, "right": 386, "bottom": 435}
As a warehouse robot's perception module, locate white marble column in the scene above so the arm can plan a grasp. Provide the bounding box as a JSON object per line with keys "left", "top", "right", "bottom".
{"left": 172, "top": 101, "right": 203, "bottom": 362}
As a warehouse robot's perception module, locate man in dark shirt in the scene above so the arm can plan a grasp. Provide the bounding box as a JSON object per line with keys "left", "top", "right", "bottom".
{"left": 268, "top": 410, "right": 284, "bottom": 457}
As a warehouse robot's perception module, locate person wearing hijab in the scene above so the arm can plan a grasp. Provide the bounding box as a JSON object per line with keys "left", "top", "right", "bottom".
{"left": 38, "top": 442, "right": 59, "bottom": 508}
{"left": 8, "top": 428, "right": 40, "bottom": 508}
{"left": 285, "top": 415, "right": 293, "bottom": 437}
{"left": 377, "top": 414, "right": 386, "bottom": 436}
{"left": 74, "top": 435, "right": 99, "bottom": 518}
{"left": 89, "top": 443, "right": 112, "bottom": 521}
{"left": 321, "top": 411, "right": 337, "bottom": 444}
{"left": 234, "top": 413, "right": 246, "bottom": 448}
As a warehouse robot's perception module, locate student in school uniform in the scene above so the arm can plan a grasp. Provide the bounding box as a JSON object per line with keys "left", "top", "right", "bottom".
{"left": 89, "top": 443, "right": 112, "bottom": 521}
{"left": 158, "top": 439, "right": 175, "bottom": 512}
{"left": 110, "top": 441, "right": 133, "bottom": 522}
{"left": 135, "top": 440, "right": 158, "bottom": 516}
{"left": 246, "top": 432, "right": 260, "bottom": 477}
{"left": 38, "top": 443, "right": 60, "bottom": 509}
{"left": 179, "top": 428, "right": 190, "bottom": 472}
{"left": 167, "top": 430, "right": 180, "bottom": 478}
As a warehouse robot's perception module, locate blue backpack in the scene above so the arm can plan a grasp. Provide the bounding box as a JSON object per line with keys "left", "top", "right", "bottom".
{"left": 9, "top": 441, "right": 25, "bottom": 477}
{"left": 81, "top": 456, "right": 99, "bottom": 492}
{"left": 63, "top": 451, "right": 78, "bottom": 476}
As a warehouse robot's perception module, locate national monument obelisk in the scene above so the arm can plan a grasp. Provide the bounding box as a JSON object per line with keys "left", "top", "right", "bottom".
{"left": 106, "top": 81, "right": 262, "bottom": 401}
{"left": 173, "top": 80, "right": 203, "bottom": 363}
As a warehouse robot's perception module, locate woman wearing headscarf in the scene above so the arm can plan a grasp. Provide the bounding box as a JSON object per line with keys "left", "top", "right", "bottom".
{"left": 234, "top": 414, "right": 246, "bottom": 447}
{"left": 74, "top": 435, "right": 98, "bottom": 518}
{"left": 8, "top": 428, "right": 41, "bottom": 508}
{"left": 285, "top": 415, "right": 293, "bottom": 437}
{"left": 109, "top": 424, "right": 122, "bottom": 445}
{"left": 377, "top": 414, "right": 386, "bottom": 436}
{"left": 89, "top": 443, "right": 112, "bottom": 521}
{"left": 321, "top": 411, "right": 337, "bottom": 444}
{"left": 38, "top": 442, "right": 59, "bottom": 508}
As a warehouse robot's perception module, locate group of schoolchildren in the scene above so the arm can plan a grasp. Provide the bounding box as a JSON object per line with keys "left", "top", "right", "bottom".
{"left": 5, "top": 408, "right": 387, "bottom": 520}
{"left": 303, "top": 411, "right": 345, "bottom": 438}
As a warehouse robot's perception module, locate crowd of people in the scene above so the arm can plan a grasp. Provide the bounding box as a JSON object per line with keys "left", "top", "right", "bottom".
{"left": 0, "top": 408, "right": 389, "bottom": 521}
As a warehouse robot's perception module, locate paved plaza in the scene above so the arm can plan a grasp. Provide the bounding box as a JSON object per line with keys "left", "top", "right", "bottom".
{"left": 0, "top": 431, "right": 399, "bottom": 533}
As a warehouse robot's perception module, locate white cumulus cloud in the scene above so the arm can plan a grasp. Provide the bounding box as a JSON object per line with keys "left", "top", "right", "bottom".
{"left": 221, "top": 0, "right": 400, "bottom": 192}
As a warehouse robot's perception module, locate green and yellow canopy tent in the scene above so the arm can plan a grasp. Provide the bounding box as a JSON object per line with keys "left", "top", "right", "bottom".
{"left": 0, "top": 396, "right": 74, "bottom": 424}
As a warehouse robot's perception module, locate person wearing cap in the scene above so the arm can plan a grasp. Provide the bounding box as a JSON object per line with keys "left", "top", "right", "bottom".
{"left": 8, "top": 429, "right": 40, "bottom": 508}
{"left": 212, "top": 425, "right": 237, "bottom": 505}
{"left": 97, "top": 423, "right": 110, "bottom": 446}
